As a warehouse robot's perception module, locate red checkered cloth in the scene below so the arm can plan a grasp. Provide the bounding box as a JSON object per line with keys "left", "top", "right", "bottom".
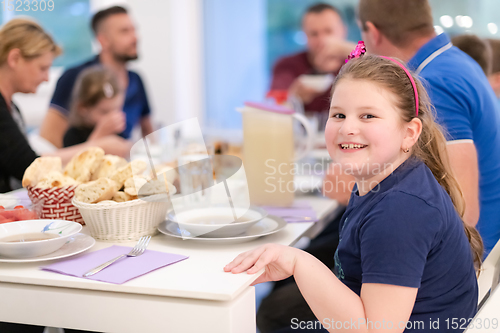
{"left": 27, "top": 186, "right": 84, "bottom": 225}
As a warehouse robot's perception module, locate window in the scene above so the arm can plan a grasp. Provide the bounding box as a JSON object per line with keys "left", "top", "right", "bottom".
{"left": 1, "top": 0, "right": 93, "bottom": 67}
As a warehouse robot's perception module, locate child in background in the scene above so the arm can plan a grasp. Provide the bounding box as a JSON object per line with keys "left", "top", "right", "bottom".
{"left": 451, "top": 34, "right": 492, "bottom": 75}
{"left": 63, "top": 66, "right": 126, "bottom": 147}
{"left": 486, "top": 38, "right": 500, "bottom": 98}
{"left": 225, "top": 48, "right": 482, "bottom": 332}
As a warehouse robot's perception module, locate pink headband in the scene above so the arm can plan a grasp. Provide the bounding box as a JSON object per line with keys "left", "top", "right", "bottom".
{"left": 346, "top": 41, "right": 419, "bottom": 117}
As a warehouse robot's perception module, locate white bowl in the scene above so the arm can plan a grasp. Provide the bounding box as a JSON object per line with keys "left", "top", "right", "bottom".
{"left": 167, "top": 206, "right": 268, "bottom": 238}
{"left": 0, "top": 219, "right": 82, "bottom": 258}
{"left": 298, "top": 74, "right": 334, "bottom": 92}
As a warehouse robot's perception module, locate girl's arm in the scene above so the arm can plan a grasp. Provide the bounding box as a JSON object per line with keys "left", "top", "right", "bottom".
{"left": 294, "top": 250, "right": 417, "bottom": 332}
{"left": 226, "top": 244, "right": 417, "bottom": 333}
{"left": 445, "top": 142, "right": 479, "bottom": 226}
{"left": 43, "top": 135, "right": 132, "bottom": 163}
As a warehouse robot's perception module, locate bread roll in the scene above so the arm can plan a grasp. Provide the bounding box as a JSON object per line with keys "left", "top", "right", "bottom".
{"left": 22, "top": 157, "right": 62, "bottom": 187}
{"left": 109, "top": 160, "right": 147, "bottom": 191}
{"left": 64, "top": 147, "right": 105, "bottom": 183}
{"left": 91, "top": 155, "right": 128, "bottom": 180}
{"left": 74, "top": 178, "right": 116, "bottom": 203}
{"left": 36, "top": 171, "right": 79, "bottom": 188}
{"left": 112, "top": 191, "right": 136, "bottom": 202}
{"left": 123, "top": 175, "right": 148, "bottom": 197}
{"left": 136, "top": 178, "right": 175, "bottom": 197}
{"left": 154, "top": 164, "right": 177, "bottom": 184}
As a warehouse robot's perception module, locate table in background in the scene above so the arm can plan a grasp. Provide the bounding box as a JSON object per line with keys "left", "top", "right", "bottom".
{"left": 0, "top": 195, "right": 339, "bottom": 333}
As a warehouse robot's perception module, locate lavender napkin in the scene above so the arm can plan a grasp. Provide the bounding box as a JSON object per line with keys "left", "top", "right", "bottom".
{"left": 261, "top": 200, "right": 318, "bottom": 223}
{"left": 42, "top": 245, "right": 188, "bottom": 284}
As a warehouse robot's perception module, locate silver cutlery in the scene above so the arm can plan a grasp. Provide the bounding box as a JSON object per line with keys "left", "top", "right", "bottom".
{"left": 83, "top": 236, "right": 152, "bottom": 277}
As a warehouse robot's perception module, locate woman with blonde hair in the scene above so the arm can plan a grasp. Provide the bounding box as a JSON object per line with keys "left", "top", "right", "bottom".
{"left": 0, "top": 18, "right": 130, "bottom": 194}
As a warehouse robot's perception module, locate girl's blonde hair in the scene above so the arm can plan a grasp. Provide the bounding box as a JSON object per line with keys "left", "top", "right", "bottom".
{"left": 0, "top": 18, "right": 62, "bottom": 65}
{"left": 69, "top": 65, "right": 121, "bottom": 128}
{"left": 333, "top": 55, "right": 484, "bottom": 270}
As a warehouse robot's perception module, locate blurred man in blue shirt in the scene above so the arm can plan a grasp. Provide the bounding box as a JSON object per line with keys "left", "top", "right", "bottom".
{"left": 40, "top": 6, "right": 153, "bottom": 148}
{"left": 358, "top": 0, "right": 500, "bottom": 256}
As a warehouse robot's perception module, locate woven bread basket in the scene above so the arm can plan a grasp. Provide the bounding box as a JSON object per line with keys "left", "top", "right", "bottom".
{"left": 72, "top": 195, "right": 169, "bottom": 242}
{"left": 27, "top": 186, "right": 84, "bottom": 225}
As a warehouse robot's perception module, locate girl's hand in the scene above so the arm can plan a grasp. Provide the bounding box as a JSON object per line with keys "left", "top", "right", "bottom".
{"left": 91, "top": 111, "right": 126, "bottom": 139}
{"left": 224, "top": 244, "right": 301, "bottom": 285}
{"left": 314, "top": 38, "right": 356, "bottom": 73}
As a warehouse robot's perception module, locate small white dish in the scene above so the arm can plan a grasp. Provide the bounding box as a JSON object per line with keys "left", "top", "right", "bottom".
{"left": 0, "top": 194, "right": 19, "bottom": 209}
{"left": 158, "top": 215, "right": 287, "bottom": 244}
{"left": 298, "top": 74, "right": 334, "bottom": 92}
{"left": 0, "top": 233, "right": 95, "bottom": 263}
{"left": 0, "top": 219, "right": 82, "bottom": 258}
{"left": 167, "top": 206, "right": 268, "bottom": 238}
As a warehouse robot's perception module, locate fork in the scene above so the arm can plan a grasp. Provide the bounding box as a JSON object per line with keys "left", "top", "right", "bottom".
{"left": 83, "top": 236, "right": 152, "bottom": 277}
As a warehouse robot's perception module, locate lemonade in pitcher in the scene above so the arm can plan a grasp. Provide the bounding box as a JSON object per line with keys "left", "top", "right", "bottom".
{"left": 240, "top": 102, "right": 314, "bottom": 207}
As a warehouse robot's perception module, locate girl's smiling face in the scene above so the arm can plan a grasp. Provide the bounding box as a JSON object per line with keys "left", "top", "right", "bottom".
{"left": 325, "top": 78, "right": 413, "bottom": 185}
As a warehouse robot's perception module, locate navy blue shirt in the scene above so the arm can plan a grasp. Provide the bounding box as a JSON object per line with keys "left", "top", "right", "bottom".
{"left": 51, "top": 56, "right": 151, "bottom": 139}
{"left": 408, "top": 33, "right": 500, "bottom": 256}
{"left": 334, "top": 159, "right": 477, "bottom": 332}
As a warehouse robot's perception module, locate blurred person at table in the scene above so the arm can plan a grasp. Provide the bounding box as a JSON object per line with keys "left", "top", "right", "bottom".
{"left": 0, "top": 18, "right": 128, "bottom": 333}
{"left": 39, "top": 5, "right": 153, "bottom": 149}
{"left": 0, "top": 19, "right": 131, "bottom": 188}
{"left": 64, "top": 66, "right": 125, "bottom": 147}
{"left": 269, "top": 3, "right": 354, "bottom": 128}
{"left": 486, "top": 38, "right": 500, "bottom": 97}
{"left": 451, "top": 34, "right": 492, "bottom": 75}
{"left": 451, "top": 36, "right": 500, "bottom": 103}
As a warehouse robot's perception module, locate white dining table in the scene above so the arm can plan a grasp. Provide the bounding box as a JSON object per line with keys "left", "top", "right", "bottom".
{"left": 0, "top": 194, "right": 340, "bottom": 333}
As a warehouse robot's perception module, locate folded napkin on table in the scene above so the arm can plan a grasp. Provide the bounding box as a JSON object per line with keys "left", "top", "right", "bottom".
{"left": 42, "top": 245, "right": 188, "bottom": 284}
{"left": 261, "top": 200, "right": 318, "bottom": 223}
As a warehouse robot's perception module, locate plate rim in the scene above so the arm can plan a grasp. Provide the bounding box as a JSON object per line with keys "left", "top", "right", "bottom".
{"left": 0, "top": 233, "right": 96, "bottom": 263}
{"left": 158, "top": 215, "right": 287, "bottom": 242}
{"left": 166, "top": 205, "right": 268, "bottom": 227}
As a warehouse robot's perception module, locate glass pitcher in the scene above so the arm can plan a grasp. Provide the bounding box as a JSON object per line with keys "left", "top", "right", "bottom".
{"left": 238, "top": 102, "right": 315, "bottom": 207}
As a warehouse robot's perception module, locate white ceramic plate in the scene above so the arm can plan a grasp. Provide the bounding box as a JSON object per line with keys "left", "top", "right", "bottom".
{"left": 158, "top": 215, "right": 287, "bottom": 244}
{"left": 0, "top": 233, "right": 95, "bottom": 263}
{"left": 167, "top": 206, "right": 268, "bottom": 238}
{"left": 0, "top": 219, "right": 83, "bottom": 258}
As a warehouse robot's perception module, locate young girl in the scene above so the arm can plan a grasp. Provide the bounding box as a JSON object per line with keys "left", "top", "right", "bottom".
{"left": 63, "top": 65, "right": 126, "bottom": 147}
{"left": 225, "top": 49, "right": 483, "bottom": 332}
